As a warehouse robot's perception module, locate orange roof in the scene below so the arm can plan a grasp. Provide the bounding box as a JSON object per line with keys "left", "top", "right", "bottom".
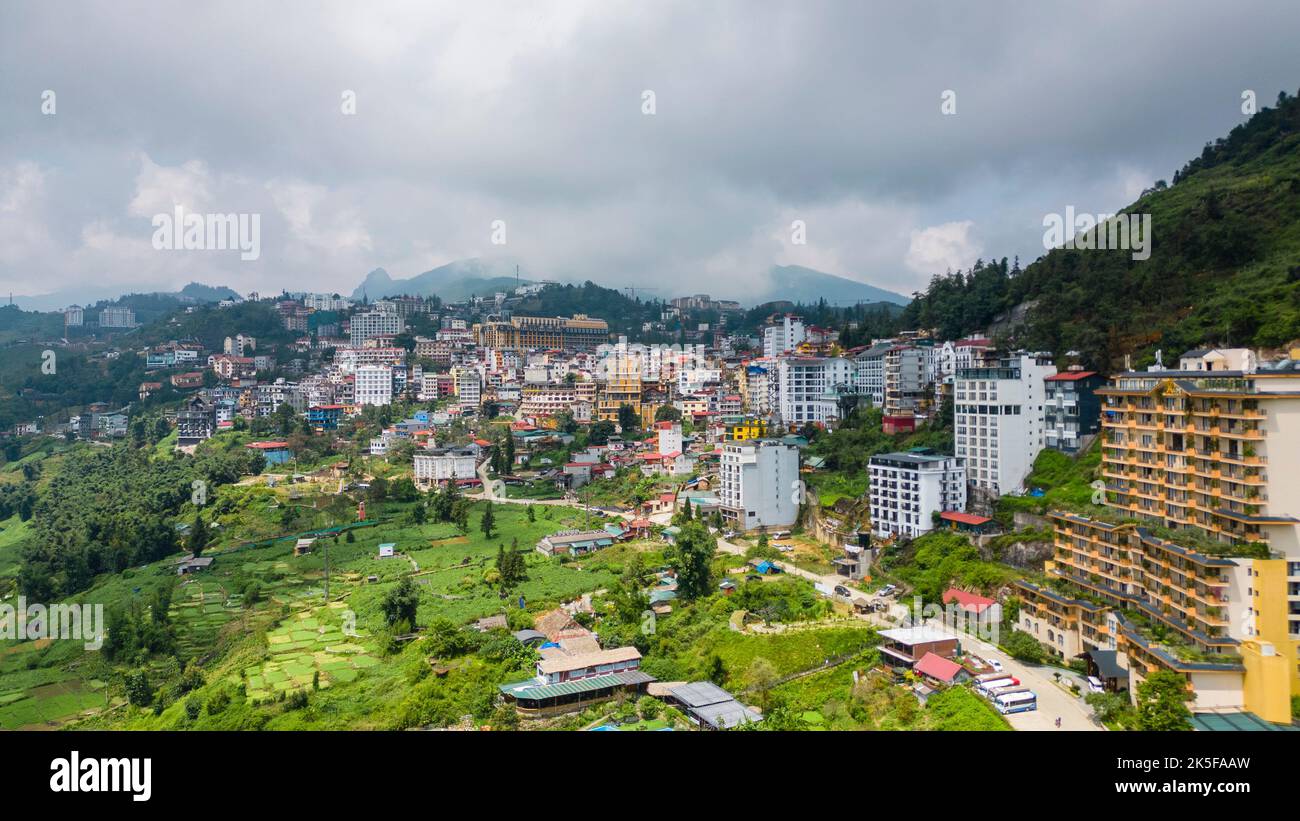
{"left": 245, "top": 441, "right": 290, "bottom": 450}
{"left": 940, "top": 511, "right": 992, "bottom": 526}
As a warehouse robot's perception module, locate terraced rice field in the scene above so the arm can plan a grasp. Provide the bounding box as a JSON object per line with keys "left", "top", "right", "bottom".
{"left": 243, "top": 603, "right": 377, "bottom": 703}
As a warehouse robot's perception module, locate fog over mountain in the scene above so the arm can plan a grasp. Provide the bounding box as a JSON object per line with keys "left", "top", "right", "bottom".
{"left": 2, "top": 2, "right": 1298, "bottom": 303}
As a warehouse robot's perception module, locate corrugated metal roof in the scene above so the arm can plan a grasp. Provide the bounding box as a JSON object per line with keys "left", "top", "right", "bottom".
{"left": 499, "top": 670, "right": 653, "bottom": 701}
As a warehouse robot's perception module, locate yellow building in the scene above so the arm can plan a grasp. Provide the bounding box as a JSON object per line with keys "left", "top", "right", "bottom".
{"left": 1023, "top": 365, "right": 1300, "bottom": 723}
{"left": 722, "top": 416, "right": 770, "bottom": 441}
{"left": 473, "top": 314, "right": 609, "bottom": 352}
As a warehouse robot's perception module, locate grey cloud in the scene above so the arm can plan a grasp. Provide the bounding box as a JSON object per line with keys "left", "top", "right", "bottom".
{"left": 1, "top": 0, "right": 1297, "bottom": 299}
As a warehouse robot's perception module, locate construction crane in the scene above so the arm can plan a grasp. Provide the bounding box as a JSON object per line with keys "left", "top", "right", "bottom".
{"left": 622, "top": 286, "right": 658, "bottom": 300}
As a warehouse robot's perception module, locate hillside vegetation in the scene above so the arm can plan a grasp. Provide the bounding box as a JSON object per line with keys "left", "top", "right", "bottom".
{"left": 901, "top": 89, "right": 1300, "bottom": 370}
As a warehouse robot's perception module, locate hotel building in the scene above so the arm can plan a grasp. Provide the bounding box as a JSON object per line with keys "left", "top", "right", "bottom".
{"left": 1017, "top": 362, "right": 1300, "bottom": 723}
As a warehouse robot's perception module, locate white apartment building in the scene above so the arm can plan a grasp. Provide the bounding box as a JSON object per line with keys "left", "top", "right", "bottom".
{"left": 763, "top": 315, "right": 806, "bottom": 359}
{"left": 955, "top": 352, "right": 1057, "bottom": 495}
{"left": 852, "top": 342, "right": 893, "bottom": 406}
{"left": 350, "top": 309, "right": 403, "bottom": 346}
{"left": 719, "top": 439, "right": 800, "bottom": 531}
{"left": 334, "top": 347, "right": 405, "bottom": 374}
{"left": 413, "top": 449, "right": 479, "bottom": 488}
{"left": 303, "top": 293, "right": 352, "bottom": 311}
{"left": 656, "top": 421, "right": 683, "bottom": 455}
{"left": 223, "top": 334, "right": 256, "bottom": 356}
{"left": 354, "top": 364, "right": 394, "bottom": 406}
{"left": 741, "top": 360, "right": 775, "bottom": 415}
{"left": 868, "top": 450, "right": 967, "bottom": 539}
{"left": 777, "top": 356, "right": 852, "bottom": 426}
{"left": 98, "top": 307, "right": 136, "bottom": 328}
{"left": 450, "top": 365, "right": 481, "bottom": 413}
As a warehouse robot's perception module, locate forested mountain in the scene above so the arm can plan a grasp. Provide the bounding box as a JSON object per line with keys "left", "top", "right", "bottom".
{"left": 900, "top": 89, "right": 1300, "bottom": 371}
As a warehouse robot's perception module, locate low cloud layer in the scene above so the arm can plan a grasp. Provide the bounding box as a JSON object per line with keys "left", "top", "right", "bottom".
{"left": 1, "top": 1, "right": 1297, "bottom": 302}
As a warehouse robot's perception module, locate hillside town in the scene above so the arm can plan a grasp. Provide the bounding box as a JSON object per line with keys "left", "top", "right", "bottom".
{"left": 5, "top": 279, "right": 1300, "bottom": 734}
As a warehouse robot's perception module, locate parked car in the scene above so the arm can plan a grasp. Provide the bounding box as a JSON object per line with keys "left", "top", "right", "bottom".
{"left": 833, "top": 585, "right": 851, "bottom": 598}
{"left": 878, "top": 584, "right": 897, "bottom": 597}
{"left": 988, "top": 658, "right": 1004, "bottom": 673}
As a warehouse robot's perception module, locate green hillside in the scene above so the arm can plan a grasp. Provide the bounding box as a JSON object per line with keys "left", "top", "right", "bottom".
{"left": 902, "top": 89, "right": 1300, "bottom": 371}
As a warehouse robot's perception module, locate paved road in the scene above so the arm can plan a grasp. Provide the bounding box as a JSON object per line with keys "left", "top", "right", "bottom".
{"left": 851, "top": 609, "right": 1099, "bottom": 731}
{"left": 469, "top": 487, "right": 1099, "bottom": 731}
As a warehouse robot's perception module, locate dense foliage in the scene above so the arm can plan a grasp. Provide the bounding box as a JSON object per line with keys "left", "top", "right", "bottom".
{"left": 17, "top": 444, "right": 263, "bottom": 599}
{"left": 897, "top": 90, "right": 1300, "bottom": 370}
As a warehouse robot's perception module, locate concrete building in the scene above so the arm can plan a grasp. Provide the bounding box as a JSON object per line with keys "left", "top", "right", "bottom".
{"left": 413, "top": 448, "right": 479, "bottom": 487}
{"left": 350, "top": 309, "right": 403, "bottom": 346}
{"left": 776, "top": 356, "right": 852, "bottom": 427}
{"left": 1020, "top": 360, "right": 1300, "bottom": 724}
{"left": 763, "top": 315, "right": 805, "bottom": 359}
{"left": 955, "top": 352, "right": 1057, "bottom": 495}
{"left": 449, "top": 365, "right": 481, "bottom": 413}
{"left": 98, "top": 307, "right": 136, "bottom": 328}
{"left": 719, "top": 439, "right": 800, "bottom": 531}
{"left": 852, "top": 341, "right": 893, "bottom": 407}
{"left": 868, "top": 450, "right": 967, "bottom": 539}
{"left": 1043, "top": 368, "right": 1103, "bottom": 454}
{"left": 474, "top": 314, "right": 609, "bottom": 352}
{"left": 354, "top": 365, "right": 393, "bottom": 406}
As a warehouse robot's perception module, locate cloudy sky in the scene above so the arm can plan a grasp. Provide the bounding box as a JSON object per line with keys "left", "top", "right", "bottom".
{"left": 2, "top": 1, "right": 1298, "bottom": 303}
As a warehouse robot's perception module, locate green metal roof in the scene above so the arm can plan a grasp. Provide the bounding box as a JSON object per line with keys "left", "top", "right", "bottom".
{"left": 499, "top": 671, "right": 652, "bottom": 702}
{"left": 1189, "top": 712, "right": 1299, "bottom": 732}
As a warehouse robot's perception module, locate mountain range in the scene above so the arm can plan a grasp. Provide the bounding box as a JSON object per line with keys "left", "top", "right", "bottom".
{"left": 349, "top": 258, "right": 910, "bottom": 307}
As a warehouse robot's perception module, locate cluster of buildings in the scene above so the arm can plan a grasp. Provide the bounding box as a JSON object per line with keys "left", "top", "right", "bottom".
{"left": 1009, "top": 348, "right": 1300, "bottom": 724}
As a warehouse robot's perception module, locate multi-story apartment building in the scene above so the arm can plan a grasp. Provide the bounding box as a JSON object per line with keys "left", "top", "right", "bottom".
{"left": 98, "top": 307, "right": 136, "bottom": 328}
{"left": 473, "top": 314, "right": 609, "bottom": 352}
{"left": 868, "top": 450, "right": 967, "bottom": 539}
{"left": 350, "top": 309, "right": 404, "bottom": 346}
{"left": 413, "top": 448, "right": 480, "bottom": 488}
{"left": 1018, "top": 360, "right": 1300, "bottom": 723}
{"left": 1043, "top": 368, "right": 1103, "bottom": 454}
{"left": 64, "top": 305, "right": 84, "bottom": 327}
{"left": 176, "top": 396, "right": 215, "bottom": 446}
{"left": 334, "top": 346, "right": 406, "bottom": 374}
{"left": 303, "top": 293, "right": 352, "bottom": 311}
{"left": 739, "top": 360, "right": 775, "bottom": 415}
{"left": 852, "top": 341, "right": 892, "bottom": 407}
{"left": 762, "top": 315, "right": 806, "bottom": 359}
{"left": 719, "top": 439, "right": 800, "bottom": 531}
{"left": 954, "top": 352, "right": 1056, "bottom": 495}
{"left": 776, "top": 356, "right": 852, "bottom": 426}
{"left": 354, "top": 365, "right": 393, "bottom": 406}
{"left": 223, "top": 334, "right": 256, "bottom": 356}
{"left": 449, "top": 365, "right": 481, "bottom": 413}
{"left": 883, "top": 344, "right": 933, "bottom": 418}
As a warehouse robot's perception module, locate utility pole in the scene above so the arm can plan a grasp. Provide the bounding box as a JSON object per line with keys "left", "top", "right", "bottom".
{"left": 323, "top": 520, "right": 330, "bottom": 601}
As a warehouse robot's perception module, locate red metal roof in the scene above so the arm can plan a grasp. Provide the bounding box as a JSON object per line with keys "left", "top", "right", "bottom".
{"left": 914, "top": 652, "right": 963, "bottom": 683}
{"left": 940, "top": 510, "right": 992, "bottom": 526}
{"left": 942, "top": 587, "right": 997, "bottom": 612}
{"left": 245, "top": 441, "right": 290, "bottom": 450}
{"left": 1044, "top": 371, "right": 1097, "bottom": 381}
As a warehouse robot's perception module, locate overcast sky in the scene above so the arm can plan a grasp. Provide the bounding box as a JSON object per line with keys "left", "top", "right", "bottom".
{"left": 2, "top": 1, "right": 1298, "bottom": 303}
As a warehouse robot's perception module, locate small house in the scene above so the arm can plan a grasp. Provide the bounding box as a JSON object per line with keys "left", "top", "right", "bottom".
{"left": 176, "top": 555, "right": 214, "bottom": 576}
{"left": 378, "top": 542, "right": 396, "bottom": 558}
{"left": 294, "top": 537, "right": 316, "bottom": 556}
